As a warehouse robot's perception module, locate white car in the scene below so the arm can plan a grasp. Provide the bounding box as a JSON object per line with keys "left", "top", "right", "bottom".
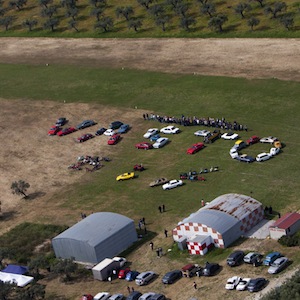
{"left": 143, "top": 128, "right": 159, "bottom": 138}
{"left": 112, "top": 256, "right": 127, "bottom": 268}
{"left": 256, "top": 152, "right": 272, "bottom": 162}
{"left": 260, "top": 136, "right": 278, "bottom": 143}
{"left": 162, "top": 179, "right": 183, "bottom": 190}
{"left": 160, "top": 125, "right": 180, "bottom": 134}
{"left": 104, "top": 129, "right": 115, "bottom": 136}
{"left": 221, "top": 132, "right": 239, "bottom": 140}
{"left": 94, "top": 292, "right": 111, "bottom": 300}
{"left": 194, "top": 129, "right": 211, "bottom": 137}
{"left": 269, "top": 147, "right": 280, "bottom": 156}
{"left": 230, "top": 148, "right": 239, "bottom": 159}
{"left": 135, "top": 271, "right": 156, "bottom": 286}
{"left": 244, "top": 252, "right": 261, "bottom": 264}
{"left": 236, "top": 278, "right": 251, "bottom": 291}
{"left": 153, "top": 137, "right": 169, "bottom": 148}
{"left": 225, "top": 276, "right": 242, "bottom": 290}
{"left": 138, "top": 292, "right": 156, "bottom": 300}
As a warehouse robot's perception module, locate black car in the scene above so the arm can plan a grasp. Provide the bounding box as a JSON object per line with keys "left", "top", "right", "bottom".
{"left": 202, "top": 262, "right": 220, "bottom": 276}
{"left": 127, "top": 291, "right": 142, "bottom": 300}
{"left": 247, "top": 278, "right": 267, "bottom": 292}
{"left": 162, "top": 270, "right": 182, "bottom": 284}
{"left": 55, "top": 117, "right": 67, "bottom": 126}
{"left": 227, "top": 250, "right": 245, "bottom": 267}
{"left": 76, "top": 120, "right": 97, "bottom": 130}
{"left": 95, "top": 127, "right": 106, "bottom": 136}
{"left": 109, "top": 121, "right": 123, "bottom": 130}
{"left": 150, "top": 294, "right": 166, "bottom": 300}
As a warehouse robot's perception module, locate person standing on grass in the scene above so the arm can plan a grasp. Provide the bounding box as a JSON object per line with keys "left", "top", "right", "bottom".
{"left": 193, "top": 281, "right": 197, "bottom": 289}
{"left": 164, "top": 229, "right": 168, "bottom": 237}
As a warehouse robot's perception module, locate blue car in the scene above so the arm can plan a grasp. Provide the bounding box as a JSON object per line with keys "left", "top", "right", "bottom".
{"left": 150, "top": 134, "right": 161, "bottom": 142}
{"left": 125, "top": 271, "right": 140, "bottom": 281}
{"left": 263, "top": 252, "right": 282, "bottom": 266}
{"left": 118, "top": 124, "right": 130, "bottom": 134}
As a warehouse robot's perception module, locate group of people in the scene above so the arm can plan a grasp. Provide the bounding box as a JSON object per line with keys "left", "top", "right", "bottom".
{"left": 142, "top": 113, "right": 248, "bottom": 131}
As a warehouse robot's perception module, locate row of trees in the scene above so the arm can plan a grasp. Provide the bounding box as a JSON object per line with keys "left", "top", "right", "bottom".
{"left": 0, "top": 0, "right": 298, "bottom": 33}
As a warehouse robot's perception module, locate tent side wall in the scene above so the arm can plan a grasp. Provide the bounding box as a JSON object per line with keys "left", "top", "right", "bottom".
{"left": 94, "top": 221, "right": 137, "bottom": 263}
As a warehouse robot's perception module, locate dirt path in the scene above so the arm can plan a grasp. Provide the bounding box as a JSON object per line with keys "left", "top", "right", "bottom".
{"left": 0, "top": 38, "right": 300, "bottom": 81}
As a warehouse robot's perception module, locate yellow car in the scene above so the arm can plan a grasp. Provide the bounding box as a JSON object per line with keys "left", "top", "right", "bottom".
{"left": 116, "top": 172, "right": 135, "bottom": 181}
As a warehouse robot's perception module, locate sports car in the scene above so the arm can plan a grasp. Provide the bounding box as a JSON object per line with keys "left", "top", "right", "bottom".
{"left": 116, "top": 172, "right": 135, "bottom": 181}
{"left": 221, "top": 132, "right": 239, "bottom": 140}
{"left": 77, "top": 133, "right": 94, "bottom": 143}
{"left": 160, "top": 125, "right": 180, "bottom": 134}
{"left": 143, "top": 128, "right": 159, "bottom": 138}
{"left": 194, "top": 129, "right": 211, "bottom": 137}
{"left": 149, "top": 178, "right": 168, "bottom": 187}
{"left": 48, "top": 126, "right": 61, "bottom": 136}
{"left": 135, "top": 142, "right": 153, "bottom": 150}
{"left": 57, "top": 127, "right": 77, "bottom": 136}
{"left": 162, "top": 179, "right": 183, "bottom": 190}
{"left": 186, "top": 142, "right": 205, "bottom": 154}
{"left": 260, "top": 136, "right": 278, "bottom": 144}
{"left": 108, "top": 134, "right": 120, "bottom": 145}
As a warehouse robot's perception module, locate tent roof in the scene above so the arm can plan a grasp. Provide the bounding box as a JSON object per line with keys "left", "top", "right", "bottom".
{"left": 2, "top": 265, "right": 28, "bottom": 275}
{"left": 0, "top": 271, "right": 34, "bottom": 287}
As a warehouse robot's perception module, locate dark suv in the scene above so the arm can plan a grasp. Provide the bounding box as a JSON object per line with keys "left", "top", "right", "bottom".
{"left": 227, "top": 250, "right": 245, "bottom": 267}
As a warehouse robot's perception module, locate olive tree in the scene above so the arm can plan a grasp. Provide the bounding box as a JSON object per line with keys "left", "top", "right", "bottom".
{"left": 11, "top": 180, "right": 30, "bottom": 198}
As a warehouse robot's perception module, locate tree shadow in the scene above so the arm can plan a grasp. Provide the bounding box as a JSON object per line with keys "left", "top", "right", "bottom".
{"left": 27, "top": 191, "right": 46, "bottom": 200}
{"left": 0, "top": 210, "right": 18, "bottom": 221}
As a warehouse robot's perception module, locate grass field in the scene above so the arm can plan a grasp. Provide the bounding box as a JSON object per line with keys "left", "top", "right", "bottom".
{"left": 0, "top": 0, "right": 300, "bottom": 37}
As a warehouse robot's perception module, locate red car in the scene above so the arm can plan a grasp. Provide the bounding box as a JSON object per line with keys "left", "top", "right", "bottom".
{"left": 81, "top": 295, "right": 93, "bottom": 300}
{"left": 48, "top": 126, "right": 61, "bottom": 136}
{"left": 246, "top": 135, "right": 260, "bottom": 145}
{"left": 135, "top": 142, "right": 153, "bottom": 150}
{"left": 118, "top": 268, "right": 131, "bottom": 279}
{"left": 57, "top": 127, "right": 77, "bottom": 136}
{"left": 187, "top": 142, "right": 205, "bottom": 154}
{"left": 108, "top": 134, "right": 120, "bottom": 145}
{"left": 77, "top": 133, "right": 94, "bottom": 143}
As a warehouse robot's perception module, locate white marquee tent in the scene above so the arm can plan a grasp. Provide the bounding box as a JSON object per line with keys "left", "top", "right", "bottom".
{"left": 0, "top": 271, "right": 34, "bottom": 287}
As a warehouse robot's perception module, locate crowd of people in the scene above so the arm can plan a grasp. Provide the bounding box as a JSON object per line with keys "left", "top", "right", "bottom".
{"left": 142, "top": 113, "right": 248, "bottom": 131}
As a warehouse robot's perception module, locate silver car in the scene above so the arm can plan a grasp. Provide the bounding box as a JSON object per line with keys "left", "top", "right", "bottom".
{"left": 268, "top": 257, "right": 289, "bottom": 274}
{"left": 135, "top": 271, "right": 156, "bottom": 286}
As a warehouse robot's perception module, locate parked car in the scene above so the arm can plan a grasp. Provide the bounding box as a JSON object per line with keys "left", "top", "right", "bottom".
{"left": 256, "top": 152, "right": 272, "bottom": 162}
{"left": 104, "top": 129, "right": 115, "bottom": 136}
{"left": 244, "top": 252, "right": 263, "bottom": 264}
{"left": 82, "top": 295, "right": 93, "bottom": 300}
{"left": 109, "top": 121, "right": 123, "bottom": 130}
{"left": 77, "top": 133, "right": 94, "bottom": 143}
{"left": 55, "top": 117, "right": 67, "bottom": 126}
{"left": 108, "top": 134, "right": 120, "bottom": 145}
{"left": 246, "top": 135, "right": 260, "bottom": 145}
{"left": 48, "top": 126, "right": 61, "bottom": 136}
{"left": 263, "top": 252, "right": 282, "bottom": 266}
{"left": 143, "top": 128, "right": 159, "bottom": 138}
{"left": 194, "top": 129, "right": 211, "bottom": 137}
{"left": 202, "top": 262, "right": 220, "bottom": 276}
{"left": 153, "top": 137, "right": 169, "bottom": 149}
{"left": 93, "top": 292, "right": 111, "bottom": 300}
{"left": 118, "top": 124, "right": 129, "bottom": 134}
{"left": 221, "top": 132, "right": 239, "bottom": 140}
{"left": 204, "top": 130, "right": 221, "bottom": 143}
{"left": 138, "top": 293, "right": 156, "bottom": 300}
{"left": 126, "top": 291, "right": 142, "bottom": 300}
{"left": 149, "top": 178, "right": 168, "bottom": 187}
{"left": 186, "top": 142, "right": 205, "bottom": 154}
{"left": 133, "top": 164, "right": 145, "bottom": 171}
{"left": 135, "top": 142, "right": 153, "bottom": 150}
{"left": 125, "top": 271, "right": 140, "bottom": 282}
{"left": 232, "top": 140, "right": 247, "bottom": 151}
{"left": 236, "top": 278, "right": 251, "bottom": 291}
{"left": 227, "top": 250, "right": 245, "bottom": 267}
{"left": 162, "top": 270, "right": 182, "bottom": 284}
{"left": 150, "top": 294, "right": 166, "bottom": 300}
{"left": 116, "top": 172, "right": 135, "bottom": 181}
{"left": 181, "top": 264, "right": 199, "bottom": 278}
{"left": 162, "top": 179, "right": 183, "bottom": 190}
{"left": 135, "top": 271, "right": 156, "bottom": 286}
{"left": 225, "top": 276, "right": 242, "bottom": 290}
{"left": 112, "top": 257, "right": 127, "bottom": 267}
{"left": 160, "top": 125, "right": 180, "bottom": 134}
{"left": 57, "top": 127, "right": 77, "bottom": 136}
{"left": 108, "top": 294, "right": 124, "bottom": 300}
{"left": 247, "top": 278, "right": 267, "bottom": 292}
{"left": 76, "top": 120, "right": 97, "bottom": 130}
{"left": 270, "top": 147, "right": 280, "bottom": 156}
{"left": 150, "top": 134, "right": 161, "bottom": 142}
{"left": 95, "top": 127, "right": 106, "bottom": 136}
{"left": 260, "top": 136, "right": 278, "bottom": 144}
{"left": 268, "top": 257, "right": 289, "bottom": 274}
{"left": 229, "top": 148, "right": 239, "bottom": 159}
{"left": 118, "top": 268, "right": 131, "bottom": 279}
{"left": 237, "top": 154, "right": 255, "bottom": 163}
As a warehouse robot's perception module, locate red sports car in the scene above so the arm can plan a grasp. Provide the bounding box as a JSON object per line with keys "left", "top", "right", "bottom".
{"left": 135, "top": 142, "right": 153, "bottom": 150}
{"left": 118, "top": 268, "right": 131, "bottom": 279}
{"left": 57, "top": 127, "right": 77, "bottom": 136}
{"left": 246, "top": 135, "right": 260, "bottom": 145}
{"left": 77, "top": 133, "right": 94, "bottom": 143}
{"left": 48, "top": 126, "right": 61, "bottom": 136}
{"left": 187, "top": 142, "right": 205, "bottom": 154}
{"left": 108, "top": 134, "right": 121, "bottom": 145}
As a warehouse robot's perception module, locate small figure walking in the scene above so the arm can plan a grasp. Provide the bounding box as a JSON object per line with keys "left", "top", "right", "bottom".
{"left": 158, "top": 206, "right": 162, "bottom": 213}
{"left": 162, "top": 204, "right": 165, "bottom": 212}
{"left": 127, "top": 286, "right": 131, "bottom": 294}
{"left": 131, "top": 287, "right": 135, "bottom": 292}
{"left": 193, "top": 281, "right": 197, "bottom": 290}
{"left": 149, "top": 241, "right": 154, "bottom": 250}
{"left": 164, "top": 229, "right": 168, "bottom": 238}
{"left": 108, "top": 276, "right": 112, "bottom": 284}
{"left": 156, "top": 248, "right": 160, "bottom": 257}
